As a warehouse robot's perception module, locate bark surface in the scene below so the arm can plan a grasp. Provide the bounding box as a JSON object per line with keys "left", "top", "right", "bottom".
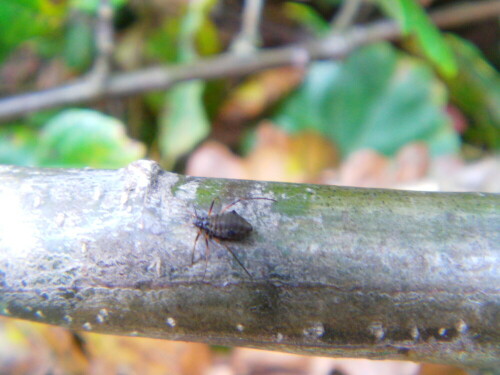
{"left": 0, "top": 161, "right": 498, "bottom": 369}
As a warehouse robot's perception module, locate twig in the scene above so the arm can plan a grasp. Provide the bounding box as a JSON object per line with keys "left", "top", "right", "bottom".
{"left": 88, "top": 0, "right": 114, "bottom": 85}
{"left": 0, "top": 161, "right": 498, "bottom": 369}
{"left": 330, "top": 0, "right": 363, "bottom": 31}
{"left": 0, "top": 0, "right": 499, "bottom": 122}
{"left": 230, "top": 0, "right": 265, "bottom": 55}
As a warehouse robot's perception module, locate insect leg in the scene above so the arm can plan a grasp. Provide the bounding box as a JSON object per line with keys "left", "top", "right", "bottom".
{"left": 192, "top": 230, "right": 201, "bottom": 264}
{"left": 202, "top": 234, "right": 210, "bottom": 281}
{"left": 220, "top": 197, "right": 276, "bottom": 214}
{"left": 212, "top": 238, "right": 253, "bottom": 279}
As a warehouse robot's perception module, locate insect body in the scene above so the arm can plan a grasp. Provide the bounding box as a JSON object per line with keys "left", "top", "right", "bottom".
{"left": 194, "top": 210, "right": 253, "bottom": 240}
{"left": 192, "top": 197, "right": 276, "bottom": 279}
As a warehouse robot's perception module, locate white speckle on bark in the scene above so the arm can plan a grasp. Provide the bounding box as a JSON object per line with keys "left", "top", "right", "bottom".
{"left": 369, "top": 322, "right": 385, "bottom": 341}
{"left": 303, "top": 322, "right": 325, "bottom": 338}
{"left": 96, "top": 308, "right": 109, "bottom": 324}
{"left": 93, "top": 187, "right": 102, "bottom": 201}
{"left": 166, "top": 317, "right": 176, "bottom": 328}
{"left": 120, "top": 191, "right": 130, "bottom": 206}
{"left": 33, "top": 196, "right": 42, "bottom": 208}
{"left": 456, "top": 320, "right": 468, "bottom": 334}
{"left": 411, "top": 326, "right": 419, "bottom": 340}
{"left": 55, "top": 213, "right": 66, "bottom": 227}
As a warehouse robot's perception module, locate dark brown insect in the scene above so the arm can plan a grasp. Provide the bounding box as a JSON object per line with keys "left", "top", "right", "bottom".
{"left": 192, "top": 197, "right": 276, "bottom": 279}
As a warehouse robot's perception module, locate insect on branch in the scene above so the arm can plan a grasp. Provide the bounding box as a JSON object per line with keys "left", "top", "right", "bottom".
{"left": 192, "top": 197, "right": 277, "bottom": 279}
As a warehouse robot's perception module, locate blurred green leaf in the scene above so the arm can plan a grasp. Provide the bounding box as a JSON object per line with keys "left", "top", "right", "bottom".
{"left": 274, "top": 43, "right": 458, "bottom": 157}
{"left": 445, "top": 35, "right": 500, "bottom": 149}
{"left": 158, "top": 0, "right": 215, "bottom": 167}
{"left": 177, "top": 0, "right": 216, "bottom": 63}
{"left": 146, "top": 18, "right": 182, "bottom": 63}
{"left": 0, "top": 125, "right": 38, "bottom": 166}
{"left": 0, "top": 0, "right": 65, "bottom": 63}
{"left": 284, "top": 3, "right": 330, "bottom": 36}
{"left": 147, "top": 3, "right": 220, "bottom": 64}
{"left": 159, "top": 81, "right": 210, "bottom": 168}
{"left": 36, "top": 109, "right": 145, "bottom": 168}
{"left": 377, "top": 0, "right": 457, "bottom": 77}
{"left": 196, "top": 18, "right": 221, "bottom": 57}
{"left": 71, "top": 0, "right": 127, "bottom": 13}
{"left": 64, "top": 15, "right": 95, "bottom": 71}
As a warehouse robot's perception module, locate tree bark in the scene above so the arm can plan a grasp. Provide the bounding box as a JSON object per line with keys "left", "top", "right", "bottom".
{"left": 0, "top": 160, "right": 498, "bottom": 370}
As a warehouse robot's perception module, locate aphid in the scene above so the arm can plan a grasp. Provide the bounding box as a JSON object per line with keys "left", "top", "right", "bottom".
{"left": 192, "top": 197, "right": 276, "bottom": 279}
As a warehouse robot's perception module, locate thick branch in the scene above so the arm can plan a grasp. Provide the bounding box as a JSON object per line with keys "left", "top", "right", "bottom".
{"left": 0, "top": 161, "right": 498, "bottom": 370}
{"left": 0, "top": 0, "right": 499, "bottom": 122}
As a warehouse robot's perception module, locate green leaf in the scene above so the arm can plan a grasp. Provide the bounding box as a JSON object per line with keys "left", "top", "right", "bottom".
{"left": 196, "top": 18, "right": 221, "bottom": 57}
{"left": 274, "top": 43, "right": 458, "bottom": 157}
{"left": 146, "top": 18, "right": 182, "bottom": 63}
{"left": 284, "top": 3, "right": 330, "bottom": 37}
{"left": 36, "top": 109, "right": 145, "bottom": 168}
{"left": 70, "top": 0, "right": 127, "bottom": 13}
{"left": 177, "top": 0, "right": 217, "bottom": 63}
{"left": 157, "top": 0, "right": 215, "bottom": 167}
{"left": 445, "top": 35, "right": 500, "bottom": 149}
{"left": 146, "top": 2, "right": 220, "bottom": 64}
{"left": 0, "top": 124, "right": 39, "bottom": 166}
{"left": 377, "top": 0, "right": 457, "bottom": 77}
{"left": 64, "top": 15, "right": 95, "bottom": 71}
{"left": 159, "top": 81, "right": 210, "bottom": 168}
{"left": 0, "top": 0, "right": 65, "bottom": 62}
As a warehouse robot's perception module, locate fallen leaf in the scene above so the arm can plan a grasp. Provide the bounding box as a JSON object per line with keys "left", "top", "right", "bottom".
{"left": 186, "top": 140, "right": 247, "bottom": 179}
{"left": 214, "top": 67, "right": 304, "bottom": 144}
{"left": 394, "top": 142, "right": 430, "bottom": 183}
{"left": 339, "top": 149, "right": 391, "bottom": 187}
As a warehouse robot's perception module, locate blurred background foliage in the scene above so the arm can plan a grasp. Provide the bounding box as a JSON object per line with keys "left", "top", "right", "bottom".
{"left": 0, "top": 0, "right": 498, "bottom": 374}
{"left": 0, "top": 0, "right": 498, "bottom": 177}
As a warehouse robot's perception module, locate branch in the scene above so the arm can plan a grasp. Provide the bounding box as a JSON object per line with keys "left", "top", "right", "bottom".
{"left": 0, "top": 0, "right": 499, "bottom": 122}
{"left": 0, "top": 161, "right": 498, "bottom": 371}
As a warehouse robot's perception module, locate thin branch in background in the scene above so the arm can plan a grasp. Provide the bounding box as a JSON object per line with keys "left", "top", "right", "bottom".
{"left": 0, "top": 1, "right": 499, "bottom": 122}
{"left": 230, "top": 0, "right": 265, "bottom": 55}
{"left": 87, "top": 0, "right": 114, "bottom": 90}
{"left": 330, "top": 0, "right": 364, "bottom": 32}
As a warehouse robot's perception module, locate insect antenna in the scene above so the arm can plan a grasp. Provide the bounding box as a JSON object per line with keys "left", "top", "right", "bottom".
{"left": 212, "top": 238, "right": 254, "bottom": 279}
{"left": 207, "top": 198, "right": 220, "bottom": 216}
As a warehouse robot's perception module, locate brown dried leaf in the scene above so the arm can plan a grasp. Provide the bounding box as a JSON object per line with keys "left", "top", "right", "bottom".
{"left": 0, "top": 317, "right": 212, "bottom": 375}
{"left": 214, "top": 67, "right": 304, "bottom": 144}
{"left": 245, "top": 122, "right": 338, "bottom": 182}
{"left": 394, "top": 142, "right": 430, "bottom": 183}
{"left": 186, "top": 122, "right": 337, "bottom": 182}
{"left": 418, "top": 363, "right": 468, "bottom": 375}
{"left": 339, "top": 149, "right": 392, "bottom": 188}
{"left": 186, "top": 140, "right": 247, "bottom": 179}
